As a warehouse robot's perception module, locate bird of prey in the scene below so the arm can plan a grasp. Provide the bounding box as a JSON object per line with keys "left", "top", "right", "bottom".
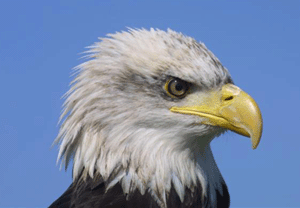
{"left": 49, "top": 28, "right": 263, "bottom": 208}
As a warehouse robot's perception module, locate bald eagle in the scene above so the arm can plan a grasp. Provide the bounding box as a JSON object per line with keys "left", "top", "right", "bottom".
{"left": 49, "top": 29, "right": 262, "bottom": 208}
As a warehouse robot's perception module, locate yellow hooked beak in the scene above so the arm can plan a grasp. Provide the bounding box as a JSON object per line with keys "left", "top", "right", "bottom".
{"left": 170, "top": 84, "right": 263, "bottom": 149}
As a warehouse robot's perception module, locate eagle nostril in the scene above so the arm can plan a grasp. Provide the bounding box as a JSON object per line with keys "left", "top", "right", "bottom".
{"left": 224, "top": 96, "right": 234, "bottom": 101}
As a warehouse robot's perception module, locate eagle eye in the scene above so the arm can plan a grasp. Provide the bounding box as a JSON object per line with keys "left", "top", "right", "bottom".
{"left": 165, "top": 78, "right": 189, "bottom": 98}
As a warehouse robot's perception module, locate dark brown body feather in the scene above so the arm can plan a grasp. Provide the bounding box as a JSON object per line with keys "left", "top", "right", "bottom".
{"left": 49, "top": 173, "right": 230, "bottom": 208}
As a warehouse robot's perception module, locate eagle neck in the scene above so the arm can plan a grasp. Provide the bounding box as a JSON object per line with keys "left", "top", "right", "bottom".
{"left": 72, "top": 127, "right": 226, "bottom": 207}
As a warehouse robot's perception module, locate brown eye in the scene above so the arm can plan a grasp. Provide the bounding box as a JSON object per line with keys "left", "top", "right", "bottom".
{"left": 165, "top": 78, "right": 189, "bottom": 98}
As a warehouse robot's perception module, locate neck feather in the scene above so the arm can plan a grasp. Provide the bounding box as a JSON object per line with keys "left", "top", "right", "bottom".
{"left": 60, "top": 125, "right": 225, "bottom": 207}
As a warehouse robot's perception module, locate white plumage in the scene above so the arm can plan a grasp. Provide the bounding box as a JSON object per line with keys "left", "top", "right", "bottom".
{"left": 51, "top": 28, "right": 262, "bottom": 208}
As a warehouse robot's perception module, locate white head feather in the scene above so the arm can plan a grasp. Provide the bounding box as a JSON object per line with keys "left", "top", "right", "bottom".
{"left": 54, "top": 28, "right": 232, "bottom": 207}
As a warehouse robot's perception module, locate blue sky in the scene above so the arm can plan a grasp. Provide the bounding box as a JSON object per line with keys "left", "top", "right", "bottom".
{"left": 0, "top": 1, "right": 299, "bottom": 207}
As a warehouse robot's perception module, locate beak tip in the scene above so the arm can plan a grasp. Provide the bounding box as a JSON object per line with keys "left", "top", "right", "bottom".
{"left": 251, "top": 136, "right": 261, "bottom": 150}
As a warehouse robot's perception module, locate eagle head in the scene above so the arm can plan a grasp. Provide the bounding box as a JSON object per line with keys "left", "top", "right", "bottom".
{"left": 54, "top": 28, "right": 262, "bottom": 208}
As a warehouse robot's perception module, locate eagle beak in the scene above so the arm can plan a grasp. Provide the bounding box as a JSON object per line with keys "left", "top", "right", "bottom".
{"left": 170, "top": 84, "right": 263, "bottom": 149}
